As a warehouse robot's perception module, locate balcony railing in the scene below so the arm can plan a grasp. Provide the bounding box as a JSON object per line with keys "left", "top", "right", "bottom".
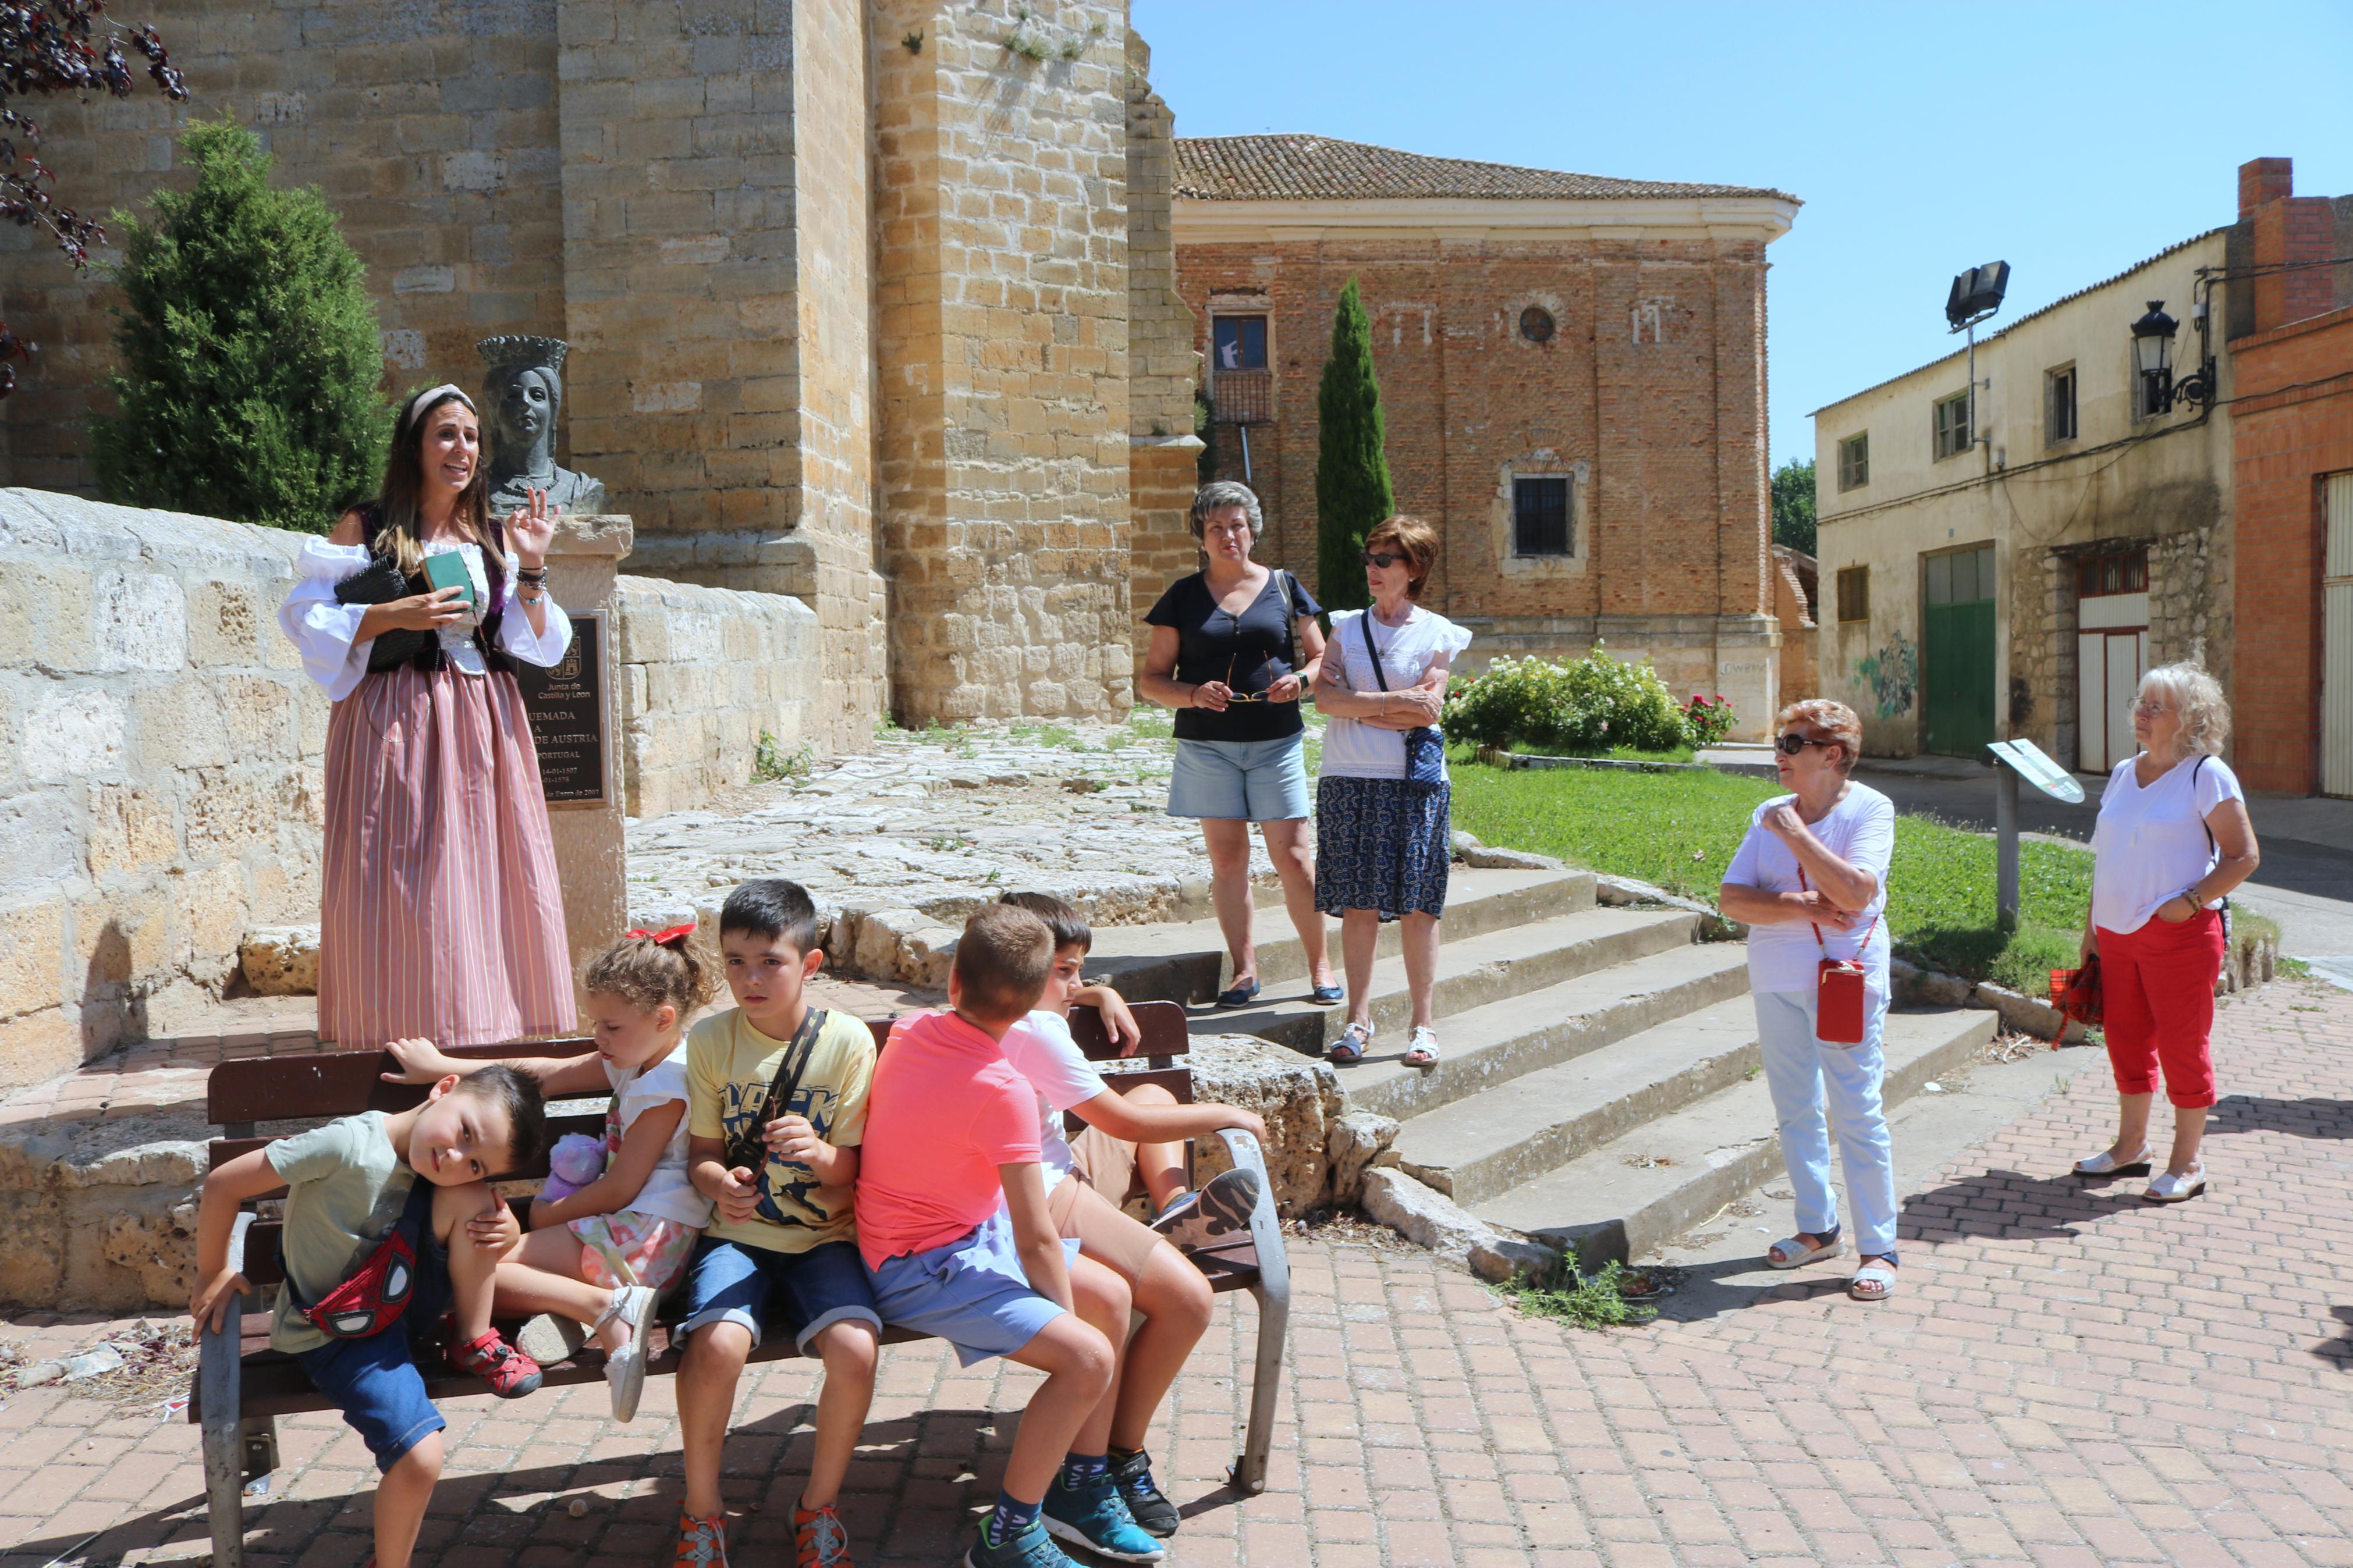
{"left": 1211, "top": 369, "right": 1272, "bottom": 425}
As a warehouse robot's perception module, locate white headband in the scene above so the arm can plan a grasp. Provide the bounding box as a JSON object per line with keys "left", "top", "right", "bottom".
{"left": 404, "top": 383, "right": 474, "bottom": 424}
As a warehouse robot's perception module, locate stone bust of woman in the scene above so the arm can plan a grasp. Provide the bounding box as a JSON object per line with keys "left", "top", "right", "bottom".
{"left": 475, "top": 334, "right": 608, "bottom": 515}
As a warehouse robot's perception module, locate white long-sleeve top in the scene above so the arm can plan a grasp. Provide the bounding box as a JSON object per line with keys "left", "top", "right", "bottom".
{"left": 277, "top": 536, "right": 574, "bottom": 702}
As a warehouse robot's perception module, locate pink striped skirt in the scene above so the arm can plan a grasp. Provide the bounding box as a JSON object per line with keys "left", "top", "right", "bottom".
{"left": 318, "top": 666, "right": 573, "bottom": 1050}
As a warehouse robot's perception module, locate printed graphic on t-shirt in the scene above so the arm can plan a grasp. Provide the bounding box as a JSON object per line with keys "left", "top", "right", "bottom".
{"left": 719, "top": 1079, "right": 847, "bottom": 1231}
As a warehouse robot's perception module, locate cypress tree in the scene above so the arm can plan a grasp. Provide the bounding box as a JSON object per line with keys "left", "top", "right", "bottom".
{"left": 1313, "top": 276, "right": 1394, "bottom": 613}
{"left": 91, "top": 116, "right": 389, "bottom": 532}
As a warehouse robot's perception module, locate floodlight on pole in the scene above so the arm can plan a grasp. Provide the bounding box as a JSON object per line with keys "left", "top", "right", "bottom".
{"left": 1945, "top": 261, "right": 2011, "bottom": 470}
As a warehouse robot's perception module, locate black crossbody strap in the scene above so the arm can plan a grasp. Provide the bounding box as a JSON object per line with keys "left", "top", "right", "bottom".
{"left": 1361, "top": 611, "right": 1390, "bottom": 691}
{"left": 729, "top": 1007, "right": 828, "bottom": 1181}
{"left": 1279, "top": 569, "right": 1298, "bottom": 673}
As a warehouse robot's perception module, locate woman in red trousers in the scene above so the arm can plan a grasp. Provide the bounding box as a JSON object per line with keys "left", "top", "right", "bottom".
{"left": 2072, "top": 662, "right": 2260, "bottom": 1202}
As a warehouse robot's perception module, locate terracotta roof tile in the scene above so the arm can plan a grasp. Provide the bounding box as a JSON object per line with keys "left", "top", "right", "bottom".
{"left": 1173, "top": 134, "right": 1796, "bottom": 204}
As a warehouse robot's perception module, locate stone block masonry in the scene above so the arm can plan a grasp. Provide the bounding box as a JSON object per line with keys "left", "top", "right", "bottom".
{"left": 0, "top": 490, "right": 323, "bottom": 1089}
{"left": 614, "top": 575, "right": 818, "bottom": 819}
{"left": 871, "top": 0, "right": 1137, "bottom": 723}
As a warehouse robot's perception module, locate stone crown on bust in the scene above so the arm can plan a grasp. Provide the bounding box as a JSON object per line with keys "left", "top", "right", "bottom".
{"left": 477, "top": 334, "right": 570, "bottom": 376}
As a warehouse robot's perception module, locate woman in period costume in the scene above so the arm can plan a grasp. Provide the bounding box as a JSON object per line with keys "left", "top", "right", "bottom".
{"left": 278, "top": 383, "right": 577, "bottom": 1049}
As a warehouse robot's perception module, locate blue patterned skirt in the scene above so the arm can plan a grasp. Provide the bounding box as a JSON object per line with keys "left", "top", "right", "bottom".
{"left": 1314, "top": 776, "right": 1451, "bottom": 920}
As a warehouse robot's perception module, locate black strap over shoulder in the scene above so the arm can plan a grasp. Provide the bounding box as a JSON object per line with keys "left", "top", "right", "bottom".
{"left": 722, "top": 1008, "right": 829, "bottom": 1189}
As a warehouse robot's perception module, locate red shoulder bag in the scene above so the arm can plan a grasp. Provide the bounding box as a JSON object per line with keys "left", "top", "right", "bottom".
{"left": 1798, "top": 866, "right": 1879, "bottom": 1046}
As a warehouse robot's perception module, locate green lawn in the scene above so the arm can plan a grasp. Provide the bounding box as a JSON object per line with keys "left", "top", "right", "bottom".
{"left": 1445, "top": 754, "right": 2090, "bottom": 993}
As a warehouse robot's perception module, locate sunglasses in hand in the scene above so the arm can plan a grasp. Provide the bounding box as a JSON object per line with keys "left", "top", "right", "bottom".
{"left": 1223, "top": 653, "right": 1295, "bottom": 701}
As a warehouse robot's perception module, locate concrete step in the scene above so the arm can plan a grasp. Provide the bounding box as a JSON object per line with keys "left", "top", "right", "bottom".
{"left": 1082, "top": 866, "right": 1594, "bottom": 1007}
{"left": 1469, "top": 1004, "right": 1999, "bottom": 1268}
{"left": 1340, "top": 943, "right": 1752, "bottom": 1125}
{"left": 1198, "top": 905, "right": 1705, "bottom": 1058}
{"left": 1388, "top": 997, "right": 1766, "bottom": 1207}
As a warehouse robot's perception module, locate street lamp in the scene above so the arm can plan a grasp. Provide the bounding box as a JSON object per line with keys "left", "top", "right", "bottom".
{"left": 2131, "top": 298, "right": 2216, "bottom": 413}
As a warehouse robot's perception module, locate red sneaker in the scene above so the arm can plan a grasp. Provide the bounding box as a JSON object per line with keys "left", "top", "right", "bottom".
{"left": 676, "top": 1510, "right": 729, "bottom": 1568}
{"left": 447, "top": 1329, "right": 543, "bottom": 1398}
{"left": 795, "top": 1502, "right": 854, "bottom": 1567}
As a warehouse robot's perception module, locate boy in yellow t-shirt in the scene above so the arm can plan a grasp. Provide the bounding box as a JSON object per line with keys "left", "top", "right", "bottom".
{"left": 673, "top": 879, "right": 879, "bottom": 1568}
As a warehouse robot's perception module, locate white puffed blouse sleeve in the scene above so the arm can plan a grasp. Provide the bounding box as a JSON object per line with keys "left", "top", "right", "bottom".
{"left": 495, "top": 552, "right": 574, "bottom": 668}
{"left": 277, "top": 539, "right": 377, "bottom": 702}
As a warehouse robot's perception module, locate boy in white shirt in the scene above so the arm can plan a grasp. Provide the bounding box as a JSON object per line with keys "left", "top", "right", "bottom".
{"left": 994, "top": 891, "right": 1268, "bottom": 1541}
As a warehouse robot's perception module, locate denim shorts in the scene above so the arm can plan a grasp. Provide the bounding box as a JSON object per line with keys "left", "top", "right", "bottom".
{"left": 295, "top": 1231, "right": 455, "bottom": 1473}
{"left": 1166, "top": 734, "right": 1311, "bottom": 822}
{"left": 673, "top": 1236, "right": 883, "bottom": 1353}
{"left": 866, "top": 1207, "right": 1082, "bottom": 1368}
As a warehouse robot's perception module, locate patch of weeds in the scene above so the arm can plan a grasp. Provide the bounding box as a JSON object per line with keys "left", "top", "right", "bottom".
{"left": 751, "top": 730, "right": 814, "bottom": 783}
{"left": 2277, "top": 955, "right": 2312, "bottom": 979}
{"left": 1623, "top": 1152, "right": 1674, "bottom": 1169}
{"left": 1123, "top": 705, "right": 1174, "bottom": 741}
{"left": 1742, "top": 1063, "right": 1760, "bottom": 1081}
{"left": 1502, "top": 1258, "right": 1659, "bottom": 1331}
{"left": 924, "top": 834, "right": 970, "bottom": 854}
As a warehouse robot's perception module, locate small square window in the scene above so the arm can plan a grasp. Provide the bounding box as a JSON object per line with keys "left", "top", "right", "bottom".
{"left": 1836, "top": 566, "right": 1869, "bottom": 624}
{"left": 1837, "top": 432, "right": 1869, "bottom": 491}
{"left": 2046, "top": 365, "right": 2077, "bottom": 443}
{"left": 1213, "top": 316, "right": 1267, "bottom": 371}
{"left": 1513, "top": 477, "right": 1571, "bottom": 556}
{"left": 1933, "top": 391, "right": 1972, "bottom": 460}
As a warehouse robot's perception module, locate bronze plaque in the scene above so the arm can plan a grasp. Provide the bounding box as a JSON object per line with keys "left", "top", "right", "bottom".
{"left": 518, "top": 611, "right": 605, "bottom": 805}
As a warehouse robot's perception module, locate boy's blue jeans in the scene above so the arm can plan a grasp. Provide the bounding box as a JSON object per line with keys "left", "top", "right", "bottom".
{"left": 294, "top": 1229, "right": 454, "bottom": 1472}
{"left": 1753, "top": 986, "right": 1898, "bottom": 1260}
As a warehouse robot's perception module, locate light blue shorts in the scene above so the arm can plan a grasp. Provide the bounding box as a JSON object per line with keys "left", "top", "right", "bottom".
{"left": 866, "top": 1207, "right": 1083, "bottom": 1368}
{"left": 1166, "top": 734, "right": 1311, "bottom": 822}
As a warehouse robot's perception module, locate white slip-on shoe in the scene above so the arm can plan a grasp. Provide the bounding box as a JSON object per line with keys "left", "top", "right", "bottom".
{"left": 2143, "top": 1165, "right": 2206, "bottom": 1203}
{"left": 2072, "top": 1145, "right": 2152, "bottom": 1179}
{"left": 601, "top": 1284, "right": 658, "bottom": 1421}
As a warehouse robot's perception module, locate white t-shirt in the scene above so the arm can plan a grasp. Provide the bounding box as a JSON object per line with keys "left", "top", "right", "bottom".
{"left": 1319, "top": 606, "right": 1474, "bottom": 781}
{"left": 2090, "top": 752, "right": 2245, "bottom": 935}
{"left": 999, "top": 1009, "right": 1109, "bottom": 1185}
{"left": 604, "top": 1045, "right": 712, "bottom": 1229}
{"left": 1723, "top": 784, "right": 1896, "bottom": 994}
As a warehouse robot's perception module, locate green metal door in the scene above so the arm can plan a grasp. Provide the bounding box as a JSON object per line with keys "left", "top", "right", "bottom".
{"left": 1923, "top": 543, "right": 1996, "bottom": 756}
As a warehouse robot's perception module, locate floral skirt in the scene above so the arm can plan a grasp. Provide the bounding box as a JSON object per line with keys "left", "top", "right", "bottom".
{"left": 569, "top": 1208, "right": 701, "bottom": 1291}
{"left": 1314, "top": 776, "right": 1451, "bottom": 921}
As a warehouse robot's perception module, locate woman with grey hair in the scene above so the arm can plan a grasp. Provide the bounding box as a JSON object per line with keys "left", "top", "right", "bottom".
{"left": 2073, "top": 662, "right": 2259, "bottom": 1202}
{"left": 1139, "top": 482, "right": 1340, "bottom": 1007}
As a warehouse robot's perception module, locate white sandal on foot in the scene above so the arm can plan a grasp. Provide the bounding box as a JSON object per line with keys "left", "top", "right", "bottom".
{"left": 2072, "top": 1144, "right": 2152, "bottom": 1178}
{"left": 2143, "top": 1165, "right": 2206, "bottom": 1203}
{"left": 1766, "top": 1230, "right": 1842, "bottom": 1269}
{"left": 1848, "top": 1258, "right": 1898, "bottom": 1302}
{"left": 599, "top": 1283, "right": 656, "bottom": 1422}
{"left": 1404, "top": 1027, "right": 1439, "bottom": 1068}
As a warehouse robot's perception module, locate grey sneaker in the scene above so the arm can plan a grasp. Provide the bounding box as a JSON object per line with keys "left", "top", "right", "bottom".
{"left": 1150, "top": 1166, "right": 1261, "bottom": 1252}
{"left": 1109, "top": 1448, "right": 1179, "bottom": 1538}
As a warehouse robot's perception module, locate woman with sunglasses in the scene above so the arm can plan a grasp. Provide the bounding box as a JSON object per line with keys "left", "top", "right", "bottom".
{"left": 1139, "top": 482, "right": 1340, "bottom": 1008}
{"left": 2072, "top": 663, "right": 2258, "bottom": 1203}
{"left": 1717, "top": 700, "right": 1900, "bottom": 1302}
{"left": 1310, "top": 515, "right": 1471, "bottom": 1068}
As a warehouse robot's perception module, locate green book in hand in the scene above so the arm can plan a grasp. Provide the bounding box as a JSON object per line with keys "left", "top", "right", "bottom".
{"left": 421, "top": 549, "right": 477, "bottom": 609}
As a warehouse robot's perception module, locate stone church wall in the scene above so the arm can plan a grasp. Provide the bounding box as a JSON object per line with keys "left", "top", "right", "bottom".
{"left": 615, "top": 575, "right": 818, "bottom": 820}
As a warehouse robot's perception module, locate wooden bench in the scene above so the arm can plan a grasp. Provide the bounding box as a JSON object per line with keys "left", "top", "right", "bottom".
{"left": 189, "top": 1001, "right": 1289, "bottom": 1568}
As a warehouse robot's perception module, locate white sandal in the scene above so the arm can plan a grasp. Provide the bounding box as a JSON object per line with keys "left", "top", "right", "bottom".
{"left": 599, "top": 1283, "right": 656, "bottom": 1422}
{"left": 2144, "top": 1165, "right": 2206, "bottom": 1203}
{"left": 1848, "top": 1258, "right": 1898, "bottom": 1302}
{"left": 2072, "top": 1144, "right": 2152, "bottom": 1178}
{"left": 1404, "top": 1026, "right": 1440, "bottom": 1068}
{"left": 1766, "top": 1230, "right": 1842, "bottom": 1269}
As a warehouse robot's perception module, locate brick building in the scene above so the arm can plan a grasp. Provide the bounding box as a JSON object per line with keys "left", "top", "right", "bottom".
{"left": 1173, "top": 136, "right": 1801, "bottom": 737}
{"left": 2228, "top": 159, "right": 2353, "bottom": 797}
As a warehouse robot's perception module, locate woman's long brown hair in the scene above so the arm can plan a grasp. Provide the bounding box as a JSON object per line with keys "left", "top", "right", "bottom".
{"left": 372, "top": 389, "right": 498, "bottom": 577}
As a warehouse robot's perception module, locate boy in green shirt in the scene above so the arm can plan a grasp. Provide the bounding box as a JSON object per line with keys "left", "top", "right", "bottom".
{"left": 672, "top": 879, "right": 882, "bottom": 1568}
{"left": 190, "top": 1065, "right": 549, "bottom": 1568}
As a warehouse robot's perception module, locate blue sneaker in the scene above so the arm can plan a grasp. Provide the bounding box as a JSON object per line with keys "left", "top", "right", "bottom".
{"left": 963, "top": 1515, "right": 1076, "bottom": 1568}
{"left": 1041, "top": 1473, "right": 1166, "bottom": 1563}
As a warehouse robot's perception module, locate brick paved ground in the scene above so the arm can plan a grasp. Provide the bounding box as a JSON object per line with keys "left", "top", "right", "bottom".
{"left": 3, "top": 979, "right": 2348, "bottom": 1568}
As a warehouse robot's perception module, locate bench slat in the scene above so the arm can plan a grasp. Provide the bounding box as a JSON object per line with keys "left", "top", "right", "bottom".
{"left": 206, "top": 1039, "right": 598, "bottom": 1125}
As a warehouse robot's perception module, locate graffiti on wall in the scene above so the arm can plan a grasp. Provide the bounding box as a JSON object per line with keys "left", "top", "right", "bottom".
{"left": 1853, "top": 633, "right": 1918, "bottom": 720}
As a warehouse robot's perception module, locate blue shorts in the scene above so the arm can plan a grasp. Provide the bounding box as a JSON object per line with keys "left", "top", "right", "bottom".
{"left": 295, "top": 1231, "right": 455, "bottom": 1473}
{"left": 1166, "top": 735, "right": 1311, "bottom": 822}
{"left": 674, "top": 1236, "right": 882, "bottom": 1353}
{"left": 866, "top": 1207, "right": 1082, "bottom": 1368}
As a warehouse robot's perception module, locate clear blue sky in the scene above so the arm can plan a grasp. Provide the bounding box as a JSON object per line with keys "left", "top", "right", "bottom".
{"left": 1131, "top": 0, "right": 2353, "bottom": 472}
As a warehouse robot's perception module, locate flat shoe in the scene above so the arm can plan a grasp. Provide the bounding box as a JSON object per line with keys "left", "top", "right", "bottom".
{"left": 2072, "top": 1146, "right": 2152, "bottom": 1179}
{"left": 1765, "top": 1229, "right": 1841, "bottom": 1269}
{"left": 2144, "top": 1167, "right": 2206, "bottom": 1203}
{"left": 1309, "top": 984, "right": 1345, "bottom": 1005}
{"left": 1215, "top": 978, "right": 1260, "bottom": 1008}
{"left": 1848, "top": 1260, "right": 1897, "bottom": 1302}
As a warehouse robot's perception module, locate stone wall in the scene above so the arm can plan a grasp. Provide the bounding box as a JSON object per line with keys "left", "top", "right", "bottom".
{"left": 0, "top": 490, "right": 321, "bottom": 1089}
{"left": 614, "top": 575, "right": 819, "bottom": 819}
{"left": 871, "top": 0, "right": 1135, "bottom": 723}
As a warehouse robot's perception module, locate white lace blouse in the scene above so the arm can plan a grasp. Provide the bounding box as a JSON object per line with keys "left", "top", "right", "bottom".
{"left": 278, "top": 537, "right": 574, "bottom": 702}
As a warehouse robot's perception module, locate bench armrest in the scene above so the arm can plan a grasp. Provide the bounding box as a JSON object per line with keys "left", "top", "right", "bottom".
{"left": 1211, "top": 1127, "right": 1289, "bottom": 1297}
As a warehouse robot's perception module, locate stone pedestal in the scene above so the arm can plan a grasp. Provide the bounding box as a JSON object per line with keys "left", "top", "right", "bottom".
{"left": 533, "top": 514, "right": 633, "bottom": 1022}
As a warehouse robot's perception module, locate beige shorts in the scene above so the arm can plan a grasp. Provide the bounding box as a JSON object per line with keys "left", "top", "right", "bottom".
{"left": 1047, "top": 1164, "right": 1163, "bottom": 1281}
{"left": 1067, "top": 1123, "right": 1141, "bottom": 1203}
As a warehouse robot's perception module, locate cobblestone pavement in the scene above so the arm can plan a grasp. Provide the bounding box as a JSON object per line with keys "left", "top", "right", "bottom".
{"left": 3, "top": 979, "right": 2348, "bottom": 1568}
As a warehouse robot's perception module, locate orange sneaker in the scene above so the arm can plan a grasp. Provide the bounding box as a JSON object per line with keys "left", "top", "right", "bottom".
{"left": 676, "top": 1510, "right": 728, "bottom": 1568}
{"left": 446, "top": 1330, "right": 542, "bottom": 1398}
{"left": 795, "top": 1502, "right": 854, "bottom": 1566}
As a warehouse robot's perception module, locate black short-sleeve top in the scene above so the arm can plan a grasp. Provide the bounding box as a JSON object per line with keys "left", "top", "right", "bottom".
{"left": 1145, "top": 568, "right": 1323, "bottom": 742}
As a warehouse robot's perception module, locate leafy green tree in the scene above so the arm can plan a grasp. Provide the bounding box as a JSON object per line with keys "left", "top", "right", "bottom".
{"left": 1313, "top": 277, "right": 1393, "bottom": 612}
{"left": 91, "top": 116, "right": 389, "bottom": 532}
{"left": 1770, "top": 457, "right": 1817, "bottom": 557}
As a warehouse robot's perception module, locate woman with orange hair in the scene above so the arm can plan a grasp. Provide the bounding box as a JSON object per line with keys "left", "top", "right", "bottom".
{"left": 1718, "top": 699, "right": 1900, "bottom": 1303}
